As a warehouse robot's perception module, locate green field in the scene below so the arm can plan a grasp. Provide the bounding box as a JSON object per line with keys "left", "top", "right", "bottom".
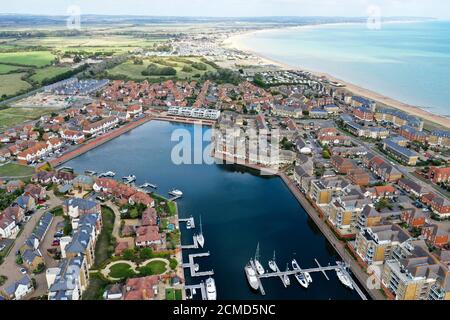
{"left": 109, "top": 263, "right": 136, "bottom": 279}
{"left": 0, "top": 73, "right": 32, "bottom": 97}
{"left": 108, "top": 56, "right": 217, "bottom": 81}
{"left": 0, "top": 107, "right": 55, "bottom": 132}
{"left": 138, "top": 260, "right": 167, "bottom": 276}
{"left": 0, "top": 51, "right": 56, "bottom": 67}
{"left": 30, "top": 66, "right": 71, "bottom": 84}
{"left": 0, "top": 163, "right": 35, "bottom": 178}
{"left": 0, "top": 64, "right": 22, "bottom": 74}
{"left": 12, "top": 36, "right": 165, "bottom": 55}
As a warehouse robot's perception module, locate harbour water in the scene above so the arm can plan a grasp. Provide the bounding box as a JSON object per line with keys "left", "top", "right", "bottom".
{"left": 239, "top": 20, "right": 450, "bottom": 118}
{"left": 64, "top": 120, "right": 361, "bottom": 300}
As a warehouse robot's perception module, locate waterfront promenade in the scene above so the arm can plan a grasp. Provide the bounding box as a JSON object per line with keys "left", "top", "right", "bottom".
{"left": 279, "top": 173, "right": 385, "bottom": 300}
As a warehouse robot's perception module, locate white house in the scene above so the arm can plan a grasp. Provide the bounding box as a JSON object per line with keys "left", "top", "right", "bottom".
{"left": 4, "top": 275, "right": 34, "bottom": 300}
{"left": 0, "top": 215, "right": 19, "bottom": 238}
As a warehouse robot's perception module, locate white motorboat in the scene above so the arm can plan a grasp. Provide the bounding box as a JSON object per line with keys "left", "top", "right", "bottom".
{"left": 196, "top": 215, "right": 205, "bottom": 248}
{"left": 206, "top": 277, "right": 217, "bottom": 300}
{"left": 283, "top": 264, "right": 291, "bottom": 287}
{"left": 268, "top": 251, "right": 277, "bottom": 273}
{"left": 99, "top": 171, "right": 116, "bottom": 178}
{"left": 169, "top": 189, "right": 183, "bottom": 197}
{"left": 254, "top": 243, "right": 265, "bottom": 275}
{"left": 122, "top": 175, "right": 136, "bottom": 183}
{"left": 186, "top": 220, "right": 192, "bottom": 229}
{"left": 294, "top": 272, "right": 309, "bottom": 289}
{"left": 140, "top": 182, "right": 157, "bottom": 189}
{"left": 292, "top": 259, "right": 301, "bottom": 271}
{"left": 336, "top": 268, "right": 354, "bottom": 290}
{"left": 245, "top": 262, "right": 259, "bottom": 291}
{"left": 305, "top": 272, "right": 313, "bottom": 284}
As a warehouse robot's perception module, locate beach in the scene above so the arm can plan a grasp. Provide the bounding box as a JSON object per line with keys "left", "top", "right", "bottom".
{"left": 222, "top": 26, "right": 450, "bottom": 130}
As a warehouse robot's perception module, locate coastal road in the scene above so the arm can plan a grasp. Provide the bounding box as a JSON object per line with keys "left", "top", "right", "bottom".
{"left": 279, "top": 173, "right": 385, "bottom": 300}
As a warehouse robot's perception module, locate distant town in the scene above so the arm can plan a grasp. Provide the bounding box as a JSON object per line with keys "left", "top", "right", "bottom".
{"left": 0, "top": 16, "right": 449, "bottom": 301}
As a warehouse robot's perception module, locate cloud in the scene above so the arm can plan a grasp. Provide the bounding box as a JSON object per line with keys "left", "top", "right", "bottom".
{"left": 0, "top": 0, "right": 449, "bottom": 18}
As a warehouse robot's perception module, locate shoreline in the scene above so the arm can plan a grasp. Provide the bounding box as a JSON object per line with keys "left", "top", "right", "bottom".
{"left": 222, "top": 23, "right": 450, "bottom": 130}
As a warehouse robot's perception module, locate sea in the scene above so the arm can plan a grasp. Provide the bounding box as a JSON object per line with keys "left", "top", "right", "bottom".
{"left": 238, "top": 20, "right": 450, "bottom": 118}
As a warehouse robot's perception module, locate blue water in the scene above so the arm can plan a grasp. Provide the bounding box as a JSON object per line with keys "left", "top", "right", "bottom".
{"left": 64, "top": 121, "right": 361, "bottom": 300}
{"left": 241, "top": 21, "right": 450, "bottom": 117}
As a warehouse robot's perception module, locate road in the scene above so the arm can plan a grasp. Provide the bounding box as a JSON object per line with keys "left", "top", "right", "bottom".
{"left": 337, "top": 126, "right": 449, "bottom": 199}
{"left": 0, "top": 190, "right": 62, "bottom": 297}
{"left": 279, "top": 173, "right": 386, "bottom": 300}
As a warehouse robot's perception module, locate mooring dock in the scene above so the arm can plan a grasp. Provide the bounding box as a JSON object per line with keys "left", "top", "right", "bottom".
{"left": 181, "top": 236, "right": 199, "bottom": 249}
{"left": 183, "top": 252, "right": 214, "bottom": 277}
{"left": 185, "top": 283, "right": 207, "bottom": 300}
{"left": 179, "top": 216, "right": 196, "bottom": 229}
{"left": 249, "top": 259, "right": 367, "bottom": 300}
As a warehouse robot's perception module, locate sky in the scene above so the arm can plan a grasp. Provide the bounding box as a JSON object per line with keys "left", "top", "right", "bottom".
{"left": 1, "top": 0, "right": 450, "bottom": 19}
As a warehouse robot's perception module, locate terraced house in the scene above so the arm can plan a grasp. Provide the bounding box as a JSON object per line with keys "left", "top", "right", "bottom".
{"left": 82, "top": 116, "right": 119, "bottom": 136}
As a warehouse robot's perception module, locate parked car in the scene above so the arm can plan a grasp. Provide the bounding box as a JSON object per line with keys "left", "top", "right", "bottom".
{"left": 0, "top": 245, "right": 6, "bottom": 252}
{"left": 52, "top": 240, "right": 60, "bottom": 247}
{"left": 19, "top": 268, "right": 27, "bottom": 274}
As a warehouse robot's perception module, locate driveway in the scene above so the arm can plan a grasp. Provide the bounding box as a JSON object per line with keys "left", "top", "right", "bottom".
{"left": 0, "top": 190, "right": 62, "bottom": 297}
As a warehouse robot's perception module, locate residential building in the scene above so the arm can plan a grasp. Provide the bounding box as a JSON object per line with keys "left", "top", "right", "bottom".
{"left": 422, "top": 224, "right": 449, "bottom": 248}
{"left": 354, "top": 224, "right": 410, "bottom": 266}
{"left": 3, "top": 275, "right": 34, "bottom": 300}
{"left": 383, "top": 139, "right": 420, "bottom": 166}
{"left": 428, "top": 167, "right": 450, "bottom": 184}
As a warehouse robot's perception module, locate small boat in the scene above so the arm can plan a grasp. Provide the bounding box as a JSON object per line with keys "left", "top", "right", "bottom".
{"left": 85, "top": 170, "right": 97, "bottom": 176}
{"left": 186, "top": 220, "right": 192, "bottom": 229}
{"left": 169, "top": 189, "right": 183, "bottom": 197}
{"left": 294, "top": 272, "right": 309, "bottom": 289}
{"left": 206, "top": 277, "right": 217, "bottom": 300}
{"left": 336, "top": 268, "right": 354, "bottom": 290}
{"left": 245, "top": 262, "right": 259, "bottom": 291}
{"left": 99, "top": 171, "right": 115, "bottom": 178}
{"left": 196, "top": 215, "right": 205, "bottom": 248}
{"left": 268, "top": 251, "right": 277, "bottom": 273}
{"left": 254, "top": 243, "right": 265, "bottom": 275}
{"left": 122, "top": 175, "right": 136, "bottom": 183}
{"left": 194, "top": 264, "right": 200, "bottom": 272}
{"left": 305, "top": 272, "right": 313, "bottom": 284}
{"left": 140, "top": 182, "right": 157, "bottom": 189}
{"left": 292, "top": 259, "right": 301, "bottom": 271}
{"left": 283, "top": 264, "right": 291, "bottom": 287}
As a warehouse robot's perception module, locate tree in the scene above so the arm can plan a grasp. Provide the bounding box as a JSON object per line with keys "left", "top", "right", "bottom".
{"left": 123, "top": 249, "right": 136, "bottom": 261}
{"left": 139, "top": 248, "right": 153, "bottom": 260}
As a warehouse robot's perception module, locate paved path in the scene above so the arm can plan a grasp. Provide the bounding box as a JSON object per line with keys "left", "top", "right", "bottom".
{"left": 0, "top": 190, "right": 62, "bottom": 296}
{"left": 279, "top": 173, "right": 385, "bottom": 300}
{"left": 105, "top": 201, "right": 135, "bottom": 248}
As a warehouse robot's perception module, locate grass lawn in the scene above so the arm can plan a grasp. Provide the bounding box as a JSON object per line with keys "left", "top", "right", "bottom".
{"left": 0, "top": 107, "right": 55, "bottom": 132}
{"left": 0, "top": 163, "right": 35, "bottom": 178}
{"left": 0, "top": 51, "right": 55, "bottom": 67}
{"left": 109, "top": 263, "right": 136, "bottom": 279}
{"left": 166, "top": 288, "right": 183, "bottom": 300}
{"left": 93, "top": 206, "right": 116, "bottom": 268}
{"left": 108, "top": 56, "right": 216, "bottom": 81}
{"left": 0, "top": 73, "right": 32, "bottom": 97}
{"left": 30, "top": 66, "right": 71, "bottom": 84}
{"left": 138, "top": 260, "right": 167, "bottom": 276}
{"left": 0, "top": 64, "right": 22, "bottom": 74}
{"left": 82, "top": 273, "right": 111, "bottom": 300}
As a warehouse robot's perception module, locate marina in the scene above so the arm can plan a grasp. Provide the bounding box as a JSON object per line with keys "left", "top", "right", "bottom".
{"left": 63, "top": 120, "right": 363, "bottom": 300}
{"left": 246, "top": 258, "right": 367, "bottom": 300}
